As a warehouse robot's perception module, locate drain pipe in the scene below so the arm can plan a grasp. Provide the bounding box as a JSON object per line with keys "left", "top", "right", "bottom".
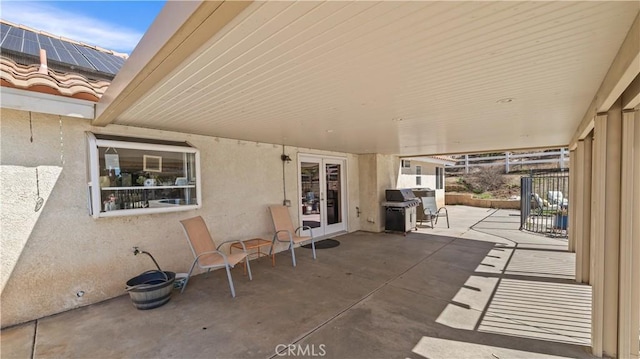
{"left": 281, "top": 145, "right": 292, "bottom": 206}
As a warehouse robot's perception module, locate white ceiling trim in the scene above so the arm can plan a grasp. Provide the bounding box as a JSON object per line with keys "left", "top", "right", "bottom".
{"left": 0, "top": 87, "right": 95, "bottom": 119}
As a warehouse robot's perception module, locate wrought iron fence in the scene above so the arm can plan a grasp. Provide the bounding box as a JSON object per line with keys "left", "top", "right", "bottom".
{"left": 520, "top": 171, "right": 569, "bottom": 238}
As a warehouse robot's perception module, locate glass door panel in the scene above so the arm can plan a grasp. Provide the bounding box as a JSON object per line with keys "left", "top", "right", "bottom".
{"left": 299, "top": 155, "right": 347, "bottom": 237}
{"left": 300, "top": 161, "right": 321, "bottom": 230}
{"left": 325, "top": 163, "right": 342, "bottom": 225}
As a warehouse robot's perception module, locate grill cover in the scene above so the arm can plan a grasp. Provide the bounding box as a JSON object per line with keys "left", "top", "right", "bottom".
{"left": 385, "top": 189, "right": 417, "bottom": 202}
{"left": 382, "top": 189, "right": 420, "bottom": 207}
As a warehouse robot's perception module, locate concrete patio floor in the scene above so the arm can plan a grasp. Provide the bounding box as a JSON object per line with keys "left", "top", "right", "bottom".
{"left": 1, "top": 206, "right": 594, "bottom": 358}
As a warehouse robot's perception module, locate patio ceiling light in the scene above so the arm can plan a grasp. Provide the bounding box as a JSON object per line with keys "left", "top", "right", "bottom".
{"left": 496, "top": 98, "right": 516, "bottom": 103}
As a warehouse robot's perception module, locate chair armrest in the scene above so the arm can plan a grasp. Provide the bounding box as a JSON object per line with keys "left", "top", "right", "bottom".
{"left": 295, "top": 226, "right": 312, "bottom": 236}
{"left": 273, "top": 229, "right": 293, "bottom": 243}
{"left": 194, "top": 249, "right": 228, "bottom": 265}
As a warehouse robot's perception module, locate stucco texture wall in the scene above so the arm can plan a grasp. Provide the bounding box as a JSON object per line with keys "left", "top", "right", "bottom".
{"left": 0, "top": 108, "right": 360, "bottom": 327}
{"left": 357, "top": 154, "right": 400, "bottom": 232}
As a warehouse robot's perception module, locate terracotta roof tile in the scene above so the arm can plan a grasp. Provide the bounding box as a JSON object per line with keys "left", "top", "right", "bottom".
{"left": 1, "top": 57, "right": 110, "bottom": 101}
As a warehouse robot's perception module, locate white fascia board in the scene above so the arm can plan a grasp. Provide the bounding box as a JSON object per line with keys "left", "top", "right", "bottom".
{"left": 0, "top": 87, "right": 95, "bottom": 119}
{"left": 403, "top": 157, "right": 457, "bottom": 166}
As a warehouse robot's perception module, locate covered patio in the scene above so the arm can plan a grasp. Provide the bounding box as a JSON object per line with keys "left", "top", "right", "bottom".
{"left": 1, "top": 206, "right": 593, "bottom": 358}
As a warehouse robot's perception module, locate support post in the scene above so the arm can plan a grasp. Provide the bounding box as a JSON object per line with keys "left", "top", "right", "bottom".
{"left": 568, "top": 150, "right": 576, "bottom": 253}
{"left": 618, "top": 109, "right": 639, "bottom": 359}
{"left": 590, "top": 113, "right": 606, "bottom": 357}
{"left": 575, "top": 136, "right": 592, "bottom": 284}
{"left": 505, "top": 151, "right": 510, "bottom": 173}
{"left": 591, "top": 99, "right": 623, "bottom": 358}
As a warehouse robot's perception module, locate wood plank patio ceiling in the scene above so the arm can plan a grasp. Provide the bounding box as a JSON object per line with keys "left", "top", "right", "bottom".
{"left": 109, "top": 1, "right": 639, "bottom": 155}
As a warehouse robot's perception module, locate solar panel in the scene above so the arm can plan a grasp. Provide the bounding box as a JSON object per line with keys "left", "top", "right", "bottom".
{"left": 74, "top": 45, "right": 94, "bottom": 57}
{"left": 112, "top": 56, "right": 125, "bottom": 66}
{"left": 48, "top": 37, "right": 65, "bottom": 49}
{"left": 74, "top": 44, "right": 120, "bottom": 74}
{"left": 40, "top": 43, "right": 61, "bottom": 62}
{"left": 0, "top": 23, "right": 11, "bottom": 38}
{"left": 95, "top": 51, "right": 121, "bottom": 70}
{"left": 36, "top": 34, "right": 52, "bottom": 46}
{"left": 7, "top": 27, "right": 23, "bottom": 37}
{"left": 2, "top": 35, "right": 22, "bottom": 52}
{"left": 60, "top": 40, "right": 77, "bottom": 53}
{"left": 56, "top": 48, "right": 77, "bottom": 65}
{"left": 0, "top": 22, "right": 125, "bottom": 76}
{"left": 24, "top": 31, "right": 37, "bottom": 42}
{"left": 84, "top": 55, "right": 113, "bottom": 74}
{"left": 22, "top": 40, "right": 40, "bottom": 56}
{"left": 69, "top": 52, "right": 95, "bottom": 69}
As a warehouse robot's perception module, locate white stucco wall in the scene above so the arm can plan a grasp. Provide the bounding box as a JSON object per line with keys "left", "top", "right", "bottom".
{"left": 0, "top": 108, "right": 361, "bottom": 327}
{"left": 396, "top": 160, "right": 446, "bottom": 208}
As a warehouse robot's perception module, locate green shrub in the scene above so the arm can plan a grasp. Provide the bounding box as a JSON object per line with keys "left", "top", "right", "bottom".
{"left": 474, "top": 192, "right": 493, "bottom": 199}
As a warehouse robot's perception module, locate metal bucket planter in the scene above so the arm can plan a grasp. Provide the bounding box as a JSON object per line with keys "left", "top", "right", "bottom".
{"left": 127, "top": 248, "right": 175, "bottom": 310}
{"left": 555, "top": 214, "right": 568, "bottom": 230}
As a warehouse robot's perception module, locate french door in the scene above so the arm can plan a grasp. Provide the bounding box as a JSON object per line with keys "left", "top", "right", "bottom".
{"left": 298, "top": 155, "right": 347, "bottom": 237}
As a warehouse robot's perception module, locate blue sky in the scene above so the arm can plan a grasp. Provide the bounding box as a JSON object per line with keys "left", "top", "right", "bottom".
{"left": 1, "top": 1, "right": 166, "bottom": 54}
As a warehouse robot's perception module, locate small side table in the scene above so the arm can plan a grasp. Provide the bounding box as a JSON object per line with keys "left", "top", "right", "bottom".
{"left": 230, "top": 238, "right": 274, "bottom": 274}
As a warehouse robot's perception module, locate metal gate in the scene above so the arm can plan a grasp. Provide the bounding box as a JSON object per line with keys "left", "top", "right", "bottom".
{"left": 520, "top": 171, "right": 569, "bottom": 237}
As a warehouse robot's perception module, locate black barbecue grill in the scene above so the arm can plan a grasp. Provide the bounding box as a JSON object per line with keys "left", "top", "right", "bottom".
{"left": 382, "top": 189, "right": 420, "bottom": 234}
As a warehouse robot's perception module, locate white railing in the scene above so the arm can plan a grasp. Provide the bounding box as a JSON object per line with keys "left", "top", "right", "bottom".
{"left": 447, "top": 149, "right": 569, "bottom": 173}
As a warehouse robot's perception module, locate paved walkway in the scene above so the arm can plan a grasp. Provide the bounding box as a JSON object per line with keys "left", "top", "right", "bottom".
{"left": 1, "top": 206, "right": 594, "bottom": 358}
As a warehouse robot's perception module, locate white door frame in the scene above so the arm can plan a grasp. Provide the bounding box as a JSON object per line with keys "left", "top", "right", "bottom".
{"left": 297, "top": 153, "right": 348, "bottom": 238}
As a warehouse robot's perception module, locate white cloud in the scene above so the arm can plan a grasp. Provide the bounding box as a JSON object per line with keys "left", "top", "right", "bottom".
{"left": 1, "top": 1, "right": 144, "bottom": 54}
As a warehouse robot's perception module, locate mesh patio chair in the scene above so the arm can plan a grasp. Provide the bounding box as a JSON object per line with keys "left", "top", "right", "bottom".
{"left": 532, "top": 193, "right": 560, "bottom": 215}
{"left": 268, "top": 205, "right": 316, "bottom": 267}
{"left": 180, "top": 216, "right": 252, "bottom": 298}
{"left": 420, "top": 197, "right": 450, "bottom": 228}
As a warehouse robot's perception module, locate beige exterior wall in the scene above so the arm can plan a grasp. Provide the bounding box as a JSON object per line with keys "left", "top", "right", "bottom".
{"left": 0, "top": 108, "right": 362, "bottom": 327}
{"left": 357, "top": 154, "right": 399, "bottom": 232}
{"left": 357, "top": 154, "right": 378, "bottom": 232}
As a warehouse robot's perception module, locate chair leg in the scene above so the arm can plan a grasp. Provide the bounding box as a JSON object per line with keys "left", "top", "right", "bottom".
{"left": 181, "top": 259, "right": 198, "bottom": 294}
{"left": 289, "top": 243, "right": 297, "bottom": 267}
{"left": 311, "top": 239, "right": 317, "bottom": 260}
{"left": 225, "top": 266, "right": 236, "bottom": 298}
{"left": 245, "top": 255, "right": 253, "bottom": 281}
{"left": 430, "top": 216, "right": 434, "bottom": 229}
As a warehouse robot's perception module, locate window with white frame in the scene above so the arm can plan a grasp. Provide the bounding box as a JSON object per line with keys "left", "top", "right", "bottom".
{"left": 436, "top": 167, "right": 444, "bottom": 189}
{"left": 86, "top": 133, "right": 201, "bottom": 218}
